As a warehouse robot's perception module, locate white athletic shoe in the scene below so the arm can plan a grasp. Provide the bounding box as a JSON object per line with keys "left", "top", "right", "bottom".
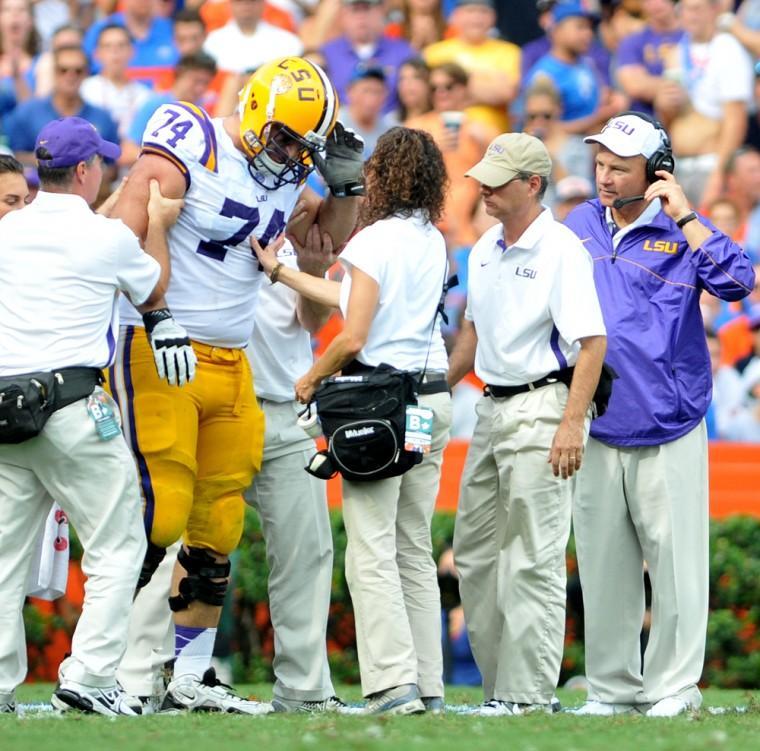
{"left": 161, "top": 668, "right": 273, "bottom": 715}
{"left": 477, "top": 699, "right": 523, "bottom": 717}
{"left": 520, "top": 696, "right": 562, "bottom": 714}
{"left": 570, "top": 700, "right": 638, "bottom": 716}
{"left": 646, "top": 696, "right": 693, "bottom": 718}
{"left": 271, "top": 695, "right": 362, "bottom": 715}
{"left": 0, "top": 692, "right": 16, "bottom": 714}
{"left": 363, "top": 684, "right": 426, "bottom": 715}
{"left": 52, "top": 680, "right": 142, "bottom": 716}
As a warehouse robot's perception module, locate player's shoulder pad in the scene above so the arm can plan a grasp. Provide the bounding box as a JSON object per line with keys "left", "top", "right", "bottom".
{"left": 140, "top": 101, "right": 219, "bottom": 188}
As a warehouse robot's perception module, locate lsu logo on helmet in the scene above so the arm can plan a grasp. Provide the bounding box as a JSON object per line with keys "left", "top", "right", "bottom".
{"left": 238, "top": 57, "right": 339, "bottom": 189}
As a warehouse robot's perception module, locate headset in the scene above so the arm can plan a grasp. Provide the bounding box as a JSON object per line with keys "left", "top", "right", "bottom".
{"left": 616, "top": 110, "right": 676, "bottom": 183}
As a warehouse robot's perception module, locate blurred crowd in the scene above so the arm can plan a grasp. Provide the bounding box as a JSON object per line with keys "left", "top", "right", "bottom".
{"left": 2, "top": 0, "right": 760, "bottom": 442}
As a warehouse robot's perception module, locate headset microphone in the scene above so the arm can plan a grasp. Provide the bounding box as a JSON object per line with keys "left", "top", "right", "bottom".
{"left": 612, "top": 195, "right": 646, "bottom": 210}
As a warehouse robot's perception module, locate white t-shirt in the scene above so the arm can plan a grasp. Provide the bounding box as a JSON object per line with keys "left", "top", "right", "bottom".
{"left": 465, "top": 209, "right": 606, "bottom": 386}
{"left": 81, "top": 75, "right": 152, "bottom": 138}
{"left": 339, "top": 212, "right": 448, "bottom": 372}
{"left": 203, "top": 21, "right": 303, "bottom": 74}
{"left": 246, "top": 245, "right": 313, "bottom": 402}
{"left": 684, "top": 33, "right": 753, "bottom": 120}
{"left": 0, "top": 192, "right": 160, "bottom": 376}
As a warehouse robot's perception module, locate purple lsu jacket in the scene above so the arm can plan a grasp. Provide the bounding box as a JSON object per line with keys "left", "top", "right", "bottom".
{"left": 565, "top": 199, "right": 756, "bottom": 447}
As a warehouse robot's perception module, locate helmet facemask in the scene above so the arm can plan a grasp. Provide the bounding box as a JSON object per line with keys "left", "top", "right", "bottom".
{"left": 243, "top": 122, "right": 325, "bottom": 190}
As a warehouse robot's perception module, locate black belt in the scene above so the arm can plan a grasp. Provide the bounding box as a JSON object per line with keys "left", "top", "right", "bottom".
{"left": 54, "top": 367, "right": 104, "bottom": 409}
{"left": 485, "top": 368, "right": 574, "bottom": 399}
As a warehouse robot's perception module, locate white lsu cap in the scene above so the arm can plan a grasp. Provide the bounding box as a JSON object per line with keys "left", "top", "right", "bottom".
{"left": 584, "top": 114, "right": 665, "bottom": 158}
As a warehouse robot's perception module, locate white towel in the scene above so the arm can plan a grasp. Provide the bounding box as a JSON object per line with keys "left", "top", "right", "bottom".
{"left": 26, "top": 503, "right": 69, "bottom": 600}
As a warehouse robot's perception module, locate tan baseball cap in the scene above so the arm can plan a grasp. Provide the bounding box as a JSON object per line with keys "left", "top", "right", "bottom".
{"left": 465, "top": 133, "right": 552, "bottom": 187}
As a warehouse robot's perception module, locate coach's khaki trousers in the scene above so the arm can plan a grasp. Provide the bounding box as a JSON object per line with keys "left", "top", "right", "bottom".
{"left": 0, "top": 394, "right": 146, "bottom": 694}
{"left": 573, "top": 423, "right": 709, "bottom": 708}
{"left": 342, "top": 391, "right": 451, "bottom": 698}
{"left": 454, "top": 384, "right": 582, "bottom": 704}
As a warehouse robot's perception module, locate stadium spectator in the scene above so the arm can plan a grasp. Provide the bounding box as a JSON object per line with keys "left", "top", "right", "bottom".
{"left": 525, "top": 1, "right": 626, "bottom": 134}
{"left": 521, "top": 79, "right": 594, "bottom": 196}
{"left": 203, "top": 0, "right": 303, "bottom": 75}
{"left": 522, "top": 0, "right": 612, "bottom": 88}
{"left": 339, "top": 65, "right": 398, "bottom": 157}
{"left": 395, "top": 57, "right": 433, "bottom": 122}
{"left": 5, "top": 46, "right": 119, "bottom": 168}
{"left": 81, "top": 24, "right": 151, "bottom": 140}
{"left": 0, "top": 0, "right": 38, "bottom": 117}
{"left": 614, "top": 0, "right": 682, "bottom": 117}
{"left": 0, "top": 152, "right": 28, "bottom": 216}
{"left": 33, "top": 24, "right": 84, "bottom": 99}
{"left": 424, "top": 0, "right": 520, "bottom": 133}
{"left": 723, "top": 146, "right": 760, "bottom": 262}
{"left": 405, "top": 62, "right": 488, "bottom": 248}
{"left": 386, "top": 0, "right": 448, "bottom": 51}
{"left": 553, "top": 174, "right": 593, "bottom": 220}
{"left": 83, "top": 0, "right": 178, "bottom": 89}
{"left": 656, "top": 0, "right": 753, "bottom": 207}
{"left": 173, "top": 8, "right": 208, "bottom": 57}
{"left": 321, "top": 0, "right": 416, "bottom": 115}
{"left": 121, "top": 52, "right": 217, "bottom": 165}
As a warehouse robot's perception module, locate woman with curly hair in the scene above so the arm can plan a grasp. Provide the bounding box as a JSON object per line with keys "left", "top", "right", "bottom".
{"left": 252, "top": 126, "right": 451, "bottom": 716}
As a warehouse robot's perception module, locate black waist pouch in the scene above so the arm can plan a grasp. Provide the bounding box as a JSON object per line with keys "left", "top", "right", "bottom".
{"left": 0, "top": 372, "right": 58, "bottom": 444}
{"left": 0, "top": 368, "right": 102, "bottom": 444}
{"left": 307, "top": 363, "right": 423, "bottom": 482}
{"left": 593, "top": 362, "right": 618, "bottom": 418}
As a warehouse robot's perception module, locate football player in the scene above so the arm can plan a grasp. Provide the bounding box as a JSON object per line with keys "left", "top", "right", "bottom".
{"left": 108, "top": 56, "right": 362, "bottom": 714}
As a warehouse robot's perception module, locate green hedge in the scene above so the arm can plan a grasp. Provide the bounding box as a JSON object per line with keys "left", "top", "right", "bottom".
{"left": 230, "top": 510, "right": 760, "bottom": 689}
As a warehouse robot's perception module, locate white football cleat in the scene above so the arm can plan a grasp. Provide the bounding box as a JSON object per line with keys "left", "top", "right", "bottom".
{"left": 161, "top": 668, "right": 272, "bottom": 715}
{"left": 52, "top": 680, "right": 142, "bottom": 716}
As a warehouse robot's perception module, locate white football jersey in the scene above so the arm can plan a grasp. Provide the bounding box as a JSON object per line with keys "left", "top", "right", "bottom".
{"left": 120, "top": 101, "right": 301, "bottom": 347}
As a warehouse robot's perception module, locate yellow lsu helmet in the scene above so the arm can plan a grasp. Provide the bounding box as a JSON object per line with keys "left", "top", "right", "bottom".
{"left": 238, "top": 56, "right": 339, "bottom": 189}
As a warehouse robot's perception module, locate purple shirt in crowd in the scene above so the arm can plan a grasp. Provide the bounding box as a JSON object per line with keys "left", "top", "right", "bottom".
{"left": 320, "top": 35, "right": 417, "bottom": 114}
{"left": 615, "top": 26, "right": 684, "bottom": 115}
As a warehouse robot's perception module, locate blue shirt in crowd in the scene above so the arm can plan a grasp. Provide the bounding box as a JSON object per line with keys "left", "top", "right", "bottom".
{"left": 526, "top": 54, "right": 601, "bottom": 122}
{"left": 6, "top": 97, "right": 119, "bottom": 154}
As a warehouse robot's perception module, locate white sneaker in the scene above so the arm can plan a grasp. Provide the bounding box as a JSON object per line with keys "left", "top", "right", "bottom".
{"left": 477, "top": 699, "right": 522, "bottom": 717}
{"left": 161, "top": 668, "right": 272, "bottom": 715}
{"left": 570, "top": 700, "right": 638, "bottom": 716}
{"left": 520, "top": 696, "right": 562, "bottom": 714}
{"left": 646, "top": 696, "right": 692, "bottom": 718}
{"left": 271, "top": 695, "right": 362, "bottom": 715}
{"left": 0, "top": 692, "right": 16, "bottom": 714}
{"left": 52, "top": 680, "right": 142, "bottom": 716}
{"left": 363, "top": 684, "right": 425, "bottom": 715}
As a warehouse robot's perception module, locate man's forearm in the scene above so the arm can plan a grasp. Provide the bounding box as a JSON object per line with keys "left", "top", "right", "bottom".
{"left": 447, "top": 320, "right": 478, "bottom": 387}
{"left": 563, "top": 335, "right": 606, "bottom": 422}
{"left": 144, "top": 221, "right": 171, "bottom": 299}
{"left": 317, "top": 194, "right": 360, "bottom": 247}
{"left": 296, "top": 294, "right": 334, "bottom": 334}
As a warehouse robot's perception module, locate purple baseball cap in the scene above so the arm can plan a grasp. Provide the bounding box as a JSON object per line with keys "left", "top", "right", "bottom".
{"left": 34, "top": 117, "right": 121, "bottom": 168}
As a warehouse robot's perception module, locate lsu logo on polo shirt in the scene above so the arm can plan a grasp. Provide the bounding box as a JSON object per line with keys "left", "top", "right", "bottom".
{"left": 643, "top": 239, "right": 680, "bottom": 255}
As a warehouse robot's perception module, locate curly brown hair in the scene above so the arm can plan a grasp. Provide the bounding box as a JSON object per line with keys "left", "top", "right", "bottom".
{"left": 360, "top": 127, "right": 448, "bottom": 228}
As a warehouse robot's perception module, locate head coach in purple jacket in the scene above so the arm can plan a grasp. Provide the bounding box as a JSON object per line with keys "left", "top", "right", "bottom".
{"left": 564, "top": 112, "right": 756, "bottom": 718}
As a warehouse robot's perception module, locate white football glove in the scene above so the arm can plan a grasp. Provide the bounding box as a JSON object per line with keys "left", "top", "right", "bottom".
{"left": 142, "top": 309, "right": 197, "bottom": 386}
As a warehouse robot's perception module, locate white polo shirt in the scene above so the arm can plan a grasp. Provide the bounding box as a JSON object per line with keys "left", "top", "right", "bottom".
{"left": 465, "top": 208, "right": 605, "bottom": 386}
{"left": 339, "top": 211, "right": 448, "bottom": 373}
{"left": 246, "top": 245, "right": 313, "bottom": 402}
{"left": 0, "top": 191, "right": 160, "bottom": 377}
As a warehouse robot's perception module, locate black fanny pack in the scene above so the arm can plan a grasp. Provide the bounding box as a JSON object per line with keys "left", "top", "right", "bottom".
{"left": 550, "top": 362, "right": 619, "bottom": 419}
{"left": 305, "top": 363, "right": 423, "bottom": 483}
{"left": 0, "top": 367, "right": 103, "bottom": 445}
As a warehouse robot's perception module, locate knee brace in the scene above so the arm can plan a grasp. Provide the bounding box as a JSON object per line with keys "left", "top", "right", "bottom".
{"left": 168, "top": 546, "right": 230, "bottom": 612}
{"left": 136, "top": 541, "right": 167, "bottom": 591}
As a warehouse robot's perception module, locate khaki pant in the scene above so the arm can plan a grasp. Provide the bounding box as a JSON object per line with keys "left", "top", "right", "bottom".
{"left": 343, "top": 391, "right": 451, "bottom": 698}
{"left": 573, "top": 424, "right": 709, "bottom": 707}
{"left": 0, "top": 393, "right": 146, "bottom": 693}
{"left": 454, "top": 384, "right": 584, "bottom": 704}
{"left": 244, "top": 399, "right": 335, "bottom": 702}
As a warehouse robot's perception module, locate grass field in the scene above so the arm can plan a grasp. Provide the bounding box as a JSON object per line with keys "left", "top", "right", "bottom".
{"left": 3, "top": 685, "right": 759, "bottom": 751}
{"left": 5, "top": 684, "right": 760, "bottom": 751}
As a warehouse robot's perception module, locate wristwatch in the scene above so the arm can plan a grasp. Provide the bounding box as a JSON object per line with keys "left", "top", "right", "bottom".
{"left": 676, "top": 211, "right": 699, "bottom": 229}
